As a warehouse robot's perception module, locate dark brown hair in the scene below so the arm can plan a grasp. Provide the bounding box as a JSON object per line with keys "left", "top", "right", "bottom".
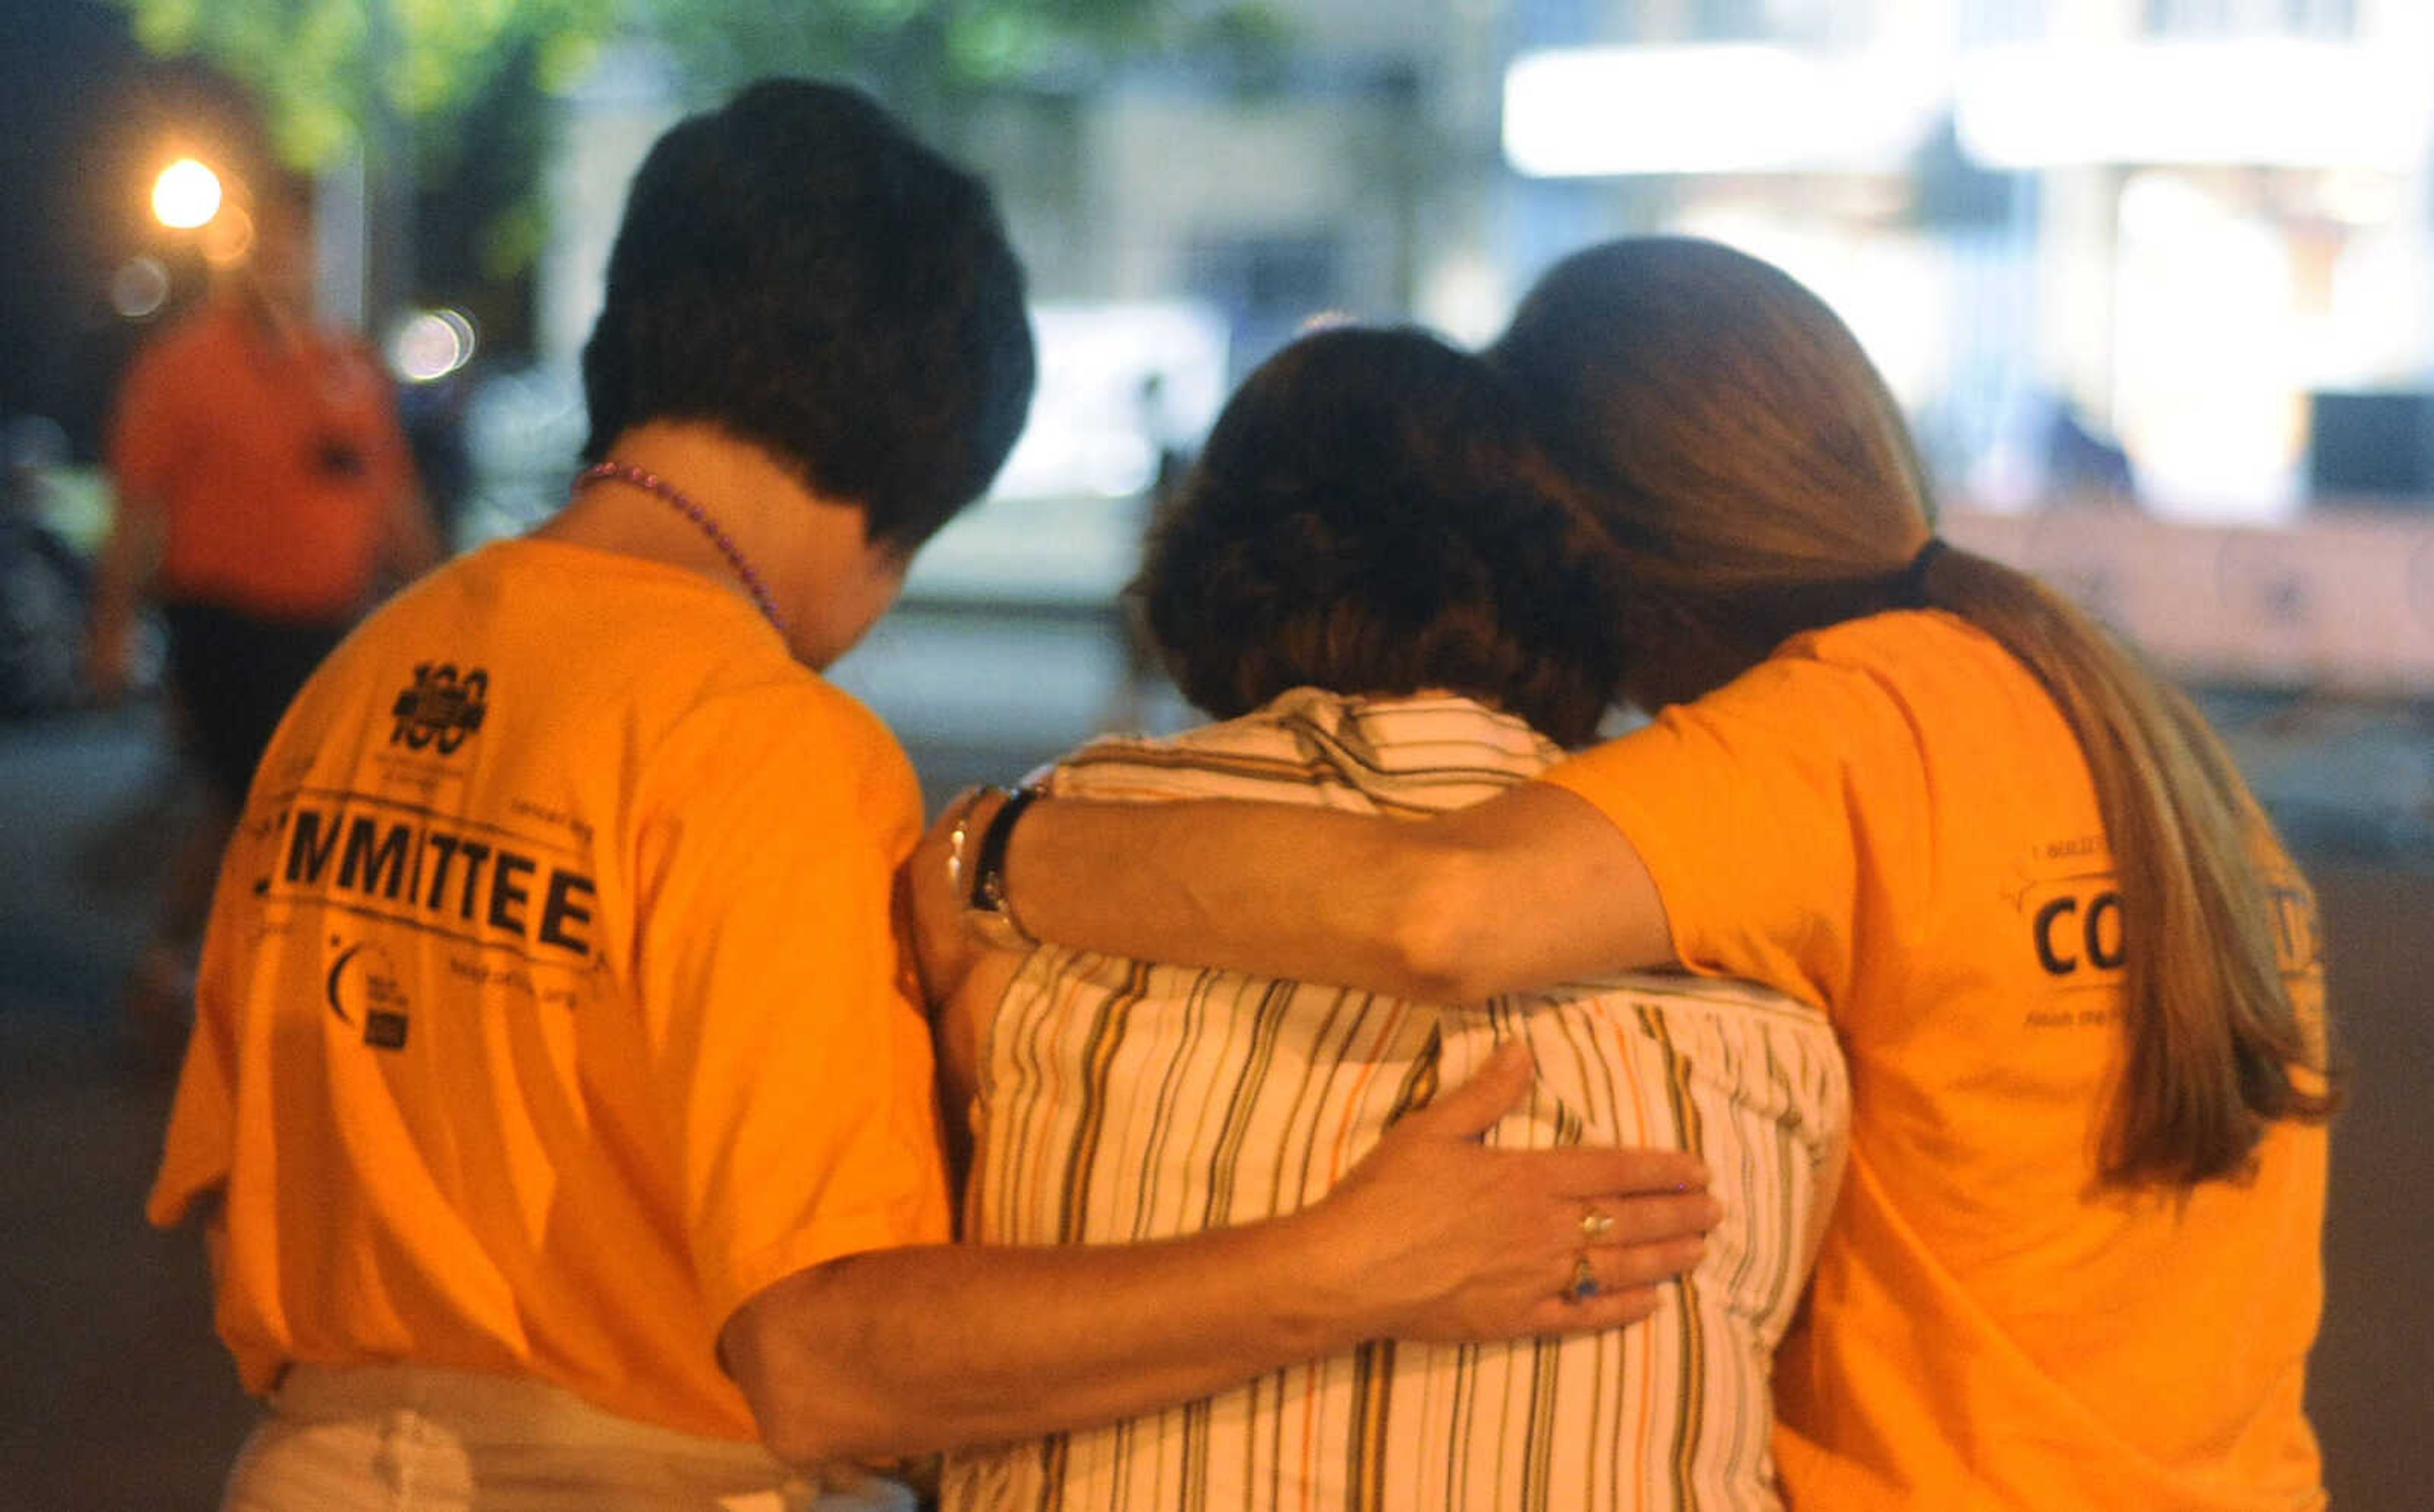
{"left": 1134, "top": 324, "right": 1628, "bottom": 747}
{"left": 581, "top": 79, "right": 1034, "bottom": 553}
{"left": 1491, "top": 236, "right": 2337, "bottom": 1188}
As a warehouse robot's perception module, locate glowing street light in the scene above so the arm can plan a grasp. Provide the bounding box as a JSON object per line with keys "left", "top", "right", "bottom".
{"left": 388, "top": 308, "right": 477, "bottom": 383}
{"left": 151, "top": 157, "right": 223, "bottom": 229}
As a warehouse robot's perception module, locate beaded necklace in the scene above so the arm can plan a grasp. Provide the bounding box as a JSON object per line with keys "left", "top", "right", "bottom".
{"left": 573, "top": 460, "right": 787, "bottom": 634}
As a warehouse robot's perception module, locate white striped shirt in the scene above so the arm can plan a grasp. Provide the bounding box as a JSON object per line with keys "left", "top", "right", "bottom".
{"left": 943, "top": 689, "right": 1849, "bottom": 1512}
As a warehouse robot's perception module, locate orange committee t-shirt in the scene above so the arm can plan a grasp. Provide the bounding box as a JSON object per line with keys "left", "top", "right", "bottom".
{"left": 148, "top": 537, "right": 950, "bottom": 1441}
{"left": 1542, "top": 610, "right": 2327, "bottom": 1512}
{"left": 109, "top": 297, "right": 415, "bottom": 619}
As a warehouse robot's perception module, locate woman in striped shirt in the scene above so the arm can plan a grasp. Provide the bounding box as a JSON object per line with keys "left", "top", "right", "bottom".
{"left": 928, "top": 324, "right": 1850, "bottom": 1512}
{"left": 927, "top": 242, "right": 2336, "bottom": 1511}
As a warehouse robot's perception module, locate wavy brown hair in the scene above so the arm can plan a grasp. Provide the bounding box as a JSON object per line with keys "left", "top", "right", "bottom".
{"left": 1133, "top": 324, "right": 1629, "bottom": 748}
{"left": 1490, "top": 236, "right": 2336, "bottom": 1189}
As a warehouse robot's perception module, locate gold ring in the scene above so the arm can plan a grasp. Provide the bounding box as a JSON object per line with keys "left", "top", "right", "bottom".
{"left": 1566, "top": 1254, "right": 1601, "bottom": 1304}
{"left": 1580, "top": 1208, "right": 1616, "bottom": 1240}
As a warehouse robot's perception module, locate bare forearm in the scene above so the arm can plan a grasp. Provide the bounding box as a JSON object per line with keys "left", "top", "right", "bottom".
{"left": 725, "top": 1044, "right": 1718, "bottom": 1467}
{"left": 1015, "top": 796, "right": 1433, "bottom": 990}
{"left": 999, "top": 784, "right": 1672, "bottom": 999}
{"left": 733, "top": 1217, "right": 1348, "bottom": 1462}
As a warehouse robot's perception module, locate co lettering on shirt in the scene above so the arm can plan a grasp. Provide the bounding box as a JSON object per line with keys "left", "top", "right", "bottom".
{"left": 2030, "top": 874, "right": 2321, "bottom": 980}
{"left": 2032, "top": 887, "right": 2126, "bottom": 977}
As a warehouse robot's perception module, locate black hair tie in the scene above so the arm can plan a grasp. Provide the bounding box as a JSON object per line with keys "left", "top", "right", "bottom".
{"left": 1895, "top": 537, "right": 1948, "bottom": 609}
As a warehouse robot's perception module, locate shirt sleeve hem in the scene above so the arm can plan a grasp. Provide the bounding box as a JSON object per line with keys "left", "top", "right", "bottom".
{"left": 1540, "top": 754, "right": 1703, "bottom": 945}
{"left": 707, "top": 1204, "right": 952, "bottom": 1333}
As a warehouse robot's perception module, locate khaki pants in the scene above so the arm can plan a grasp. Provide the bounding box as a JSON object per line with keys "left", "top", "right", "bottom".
{"left": 221, "top": 1364, "right": 917, "bottom": 1512}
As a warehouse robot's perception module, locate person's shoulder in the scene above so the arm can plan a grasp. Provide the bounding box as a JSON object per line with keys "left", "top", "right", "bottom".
{"left": 764, "top": 677, "right": 924, "bottom": 843}
{"left": 1049, "top": 688, "right": 1551, "bottom": 810}
{"left": 1782, "top": 607, "right": 1999, "bottom": 671}
{"left": 454, "top": 542, "right": 916, "bottom": 785}
{"left": 654, "top": 644, "right": 903, "bottom": 762}
{"left": 1730, "top": 610, "right": 2091, "bottom": 827}
{"left": 783, "top": 670, "right": 912, "bottom": 766}
{"left": 1045, "top": 689, "right": 1332, "bottom": 800}
{"left": 639, "top": 665, "right": 920, "bottom": 850}
{"left": 714, "top": 654, "right": 915, "bottom": 781}
{"left": 1638, "top": 612, "right": 2030, "bottom": 793}
{"left": 1048, "top": 721, "right": 1268, "bottom": 798}
{"left": 119, "top": 300, "right": 232, "bottom": 388}
{"left": 309, "top": 324, "right": 392, "bottom": 384}
{"left": 1760, "top": 609, "right": 2032, "bottom": 715}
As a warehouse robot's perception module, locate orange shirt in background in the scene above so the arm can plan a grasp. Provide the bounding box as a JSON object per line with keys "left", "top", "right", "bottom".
{"left": 1543, "top": 610, "right": 2327, "bottom": 1512}
{"left": 147, "top": 537, "right": 951, "bottom": 1440}
{"left": 109, "top": 297, "right": 416, "bottom": 620}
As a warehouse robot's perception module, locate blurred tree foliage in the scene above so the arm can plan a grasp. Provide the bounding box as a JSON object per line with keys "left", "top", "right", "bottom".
{"left": 112, "top": 0, "right": 617, "bottom": 172}
{"left": 110, "top": 0, "right": 1286, "bottom": 330}
{"left": 112, "top": 0, "right": 1288, "bottom": 167}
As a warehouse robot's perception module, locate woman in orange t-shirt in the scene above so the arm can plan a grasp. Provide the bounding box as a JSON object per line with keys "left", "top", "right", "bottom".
{"left": 927, "top": 239, "right": 2340, "bottom": 1510}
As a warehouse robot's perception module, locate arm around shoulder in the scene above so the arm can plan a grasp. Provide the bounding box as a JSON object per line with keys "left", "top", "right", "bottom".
{"left": 1397, "top": 781, "right": 1675, "bottom": 997}
{"left": 719, "top": 1218, "right": 1337, "bottom": 1467}
{"left": 719, "top": 1041, "right": 1716, "bottom": 1468}
{"left": 991, "top": 775, "right": 1673, "bottom": 999}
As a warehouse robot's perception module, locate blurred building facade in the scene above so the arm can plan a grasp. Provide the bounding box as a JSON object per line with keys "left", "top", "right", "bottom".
{"left": 1481, "top": 0, "right": 2434, "bottom": 528}
{"left": 535, "top": 0, "right": 2433, "bottom": 527}
{"left": 500, "top": 1, "right": 2434, "bottom": 703}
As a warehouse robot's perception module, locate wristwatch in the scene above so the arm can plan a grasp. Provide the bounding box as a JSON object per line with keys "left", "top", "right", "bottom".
{"left": 961, "top": 783, "right": 1043, "bottom": 950}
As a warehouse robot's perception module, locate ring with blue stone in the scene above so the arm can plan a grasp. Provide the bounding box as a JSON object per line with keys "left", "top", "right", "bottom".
{"left": 1566, "top": 1255, "right": 1601, "bottom": 1303}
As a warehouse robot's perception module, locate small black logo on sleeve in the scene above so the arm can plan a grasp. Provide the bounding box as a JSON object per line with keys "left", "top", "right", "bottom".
{"left": 390, "top": 663, "right": 489, "bottom": 754}
{"left": 363, "top": 1011, "right": 409, "bottom": 1049}
{"left": 325, "top": 936, "right": 411, "bottom": 1051}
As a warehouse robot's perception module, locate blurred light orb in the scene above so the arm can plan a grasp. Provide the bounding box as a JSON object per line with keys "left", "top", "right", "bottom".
{"left": 111, "top": 256, "right": 171, "bottom": 319}
{"left": 389, "top": 308, "right": 477, "bottom": 383}
{"left": 151, "top": 158, "right": 222, "bottom": 229}
{"left": 199, "top": 205, "right": 255, "bottom": 269}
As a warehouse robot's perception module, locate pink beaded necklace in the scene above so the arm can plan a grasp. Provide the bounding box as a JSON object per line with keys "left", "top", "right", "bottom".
{"left": 574, "top": 460, "right": 787, "bottom": 634}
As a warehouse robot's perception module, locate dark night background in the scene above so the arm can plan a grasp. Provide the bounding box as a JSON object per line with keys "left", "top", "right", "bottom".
{"left": 2, "top": 1, "right": 543, "bottom": 460}
{"left": 1, "top": 3, "right": 265, "bottom": 456}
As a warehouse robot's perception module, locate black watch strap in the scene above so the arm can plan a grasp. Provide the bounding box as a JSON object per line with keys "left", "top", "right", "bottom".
{"left": 968, "top": 783, "right": 1044, "bottom": 925}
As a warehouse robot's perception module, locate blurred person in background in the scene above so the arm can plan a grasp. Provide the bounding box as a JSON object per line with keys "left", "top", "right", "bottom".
{"left": 145, "top": 82, "right": 1717, "bottom": 1512}
{"left": 89, "top": 171, "right": 440, "bottom": 1057}
{"left": 937, "top": 237, "right": 2338, "bottom": 1511}
{"left": 928, "top": 324, "right": 1850, "bottom": 1511}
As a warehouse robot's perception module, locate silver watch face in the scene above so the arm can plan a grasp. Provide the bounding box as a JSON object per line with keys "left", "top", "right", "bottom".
{"left": 964, "top": 902, "right": 1033, "bottom": 951}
